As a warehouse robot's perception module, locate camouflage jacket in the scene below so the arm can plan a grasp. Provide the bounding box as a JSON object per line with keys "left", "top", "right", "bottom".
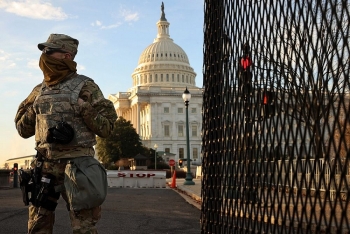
{"left": 15, "top": 75, "right": 117, "bottom": 158}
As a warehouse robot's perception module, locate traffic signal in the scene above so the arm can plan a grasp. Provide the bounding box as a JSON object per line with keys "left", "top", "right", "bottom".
{"left": 179, "top": 159, "right": 183, "bottom": 167}
{"left": 238, "top": 44, "right": 253, "bottom": 96}
{"left": 262, "top": 91, "right": 275, "bottom": 118}
{"left": 13, "top": 163, "right": 18, "bottom": 174}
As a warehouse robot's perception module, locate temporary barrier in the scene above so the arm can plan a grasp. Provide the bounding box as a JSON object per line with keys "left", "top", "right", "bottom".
{"left": 107, "top": 170, "right": 166, "bottom": 188}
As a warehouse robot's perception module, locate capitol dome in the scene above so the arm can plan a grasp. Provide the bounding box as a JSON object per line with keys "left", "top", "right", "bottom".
{"left": 131, "top": 5, "right": 197, "bottom": 88}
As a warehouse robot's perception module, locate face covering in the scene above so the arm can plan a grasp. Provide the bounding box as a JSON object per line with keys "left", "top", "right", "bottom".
{"left": 39, "top": 53, "right": 77, "bottom": 86}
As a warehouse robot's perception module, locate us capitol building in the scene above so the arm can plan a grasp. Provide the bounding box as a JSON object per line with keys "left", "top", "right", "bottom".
{"left": 108, "top": 4, "right": 203, "bottom": 164}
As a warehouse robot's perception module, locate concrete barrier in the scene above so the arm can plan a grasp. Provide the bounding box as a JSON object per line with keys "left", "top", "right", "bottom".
{"left": 107, "top": 170, "right": 166, "bottom": 188}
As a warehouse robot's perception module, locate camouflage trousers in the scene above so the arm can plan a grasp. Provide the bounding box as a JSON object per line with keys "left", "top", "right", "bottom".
{"left": 28, "top": 160, "right": 101, "bottom": 234}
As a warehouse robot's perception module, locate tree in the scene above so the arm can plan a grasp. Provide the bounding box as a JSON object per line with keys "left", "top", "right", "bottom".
{"left": 254, "top": 1, "right": 349, "bottom": 158}
{"left": 96, "top": 117, "right": 145, "bottom": 166}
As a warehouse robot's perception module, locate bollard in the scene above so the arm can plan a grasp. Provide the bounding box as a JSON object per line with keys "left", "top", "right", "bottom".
{"left": 13, "top": 163, "right": 18, "bottom": 188}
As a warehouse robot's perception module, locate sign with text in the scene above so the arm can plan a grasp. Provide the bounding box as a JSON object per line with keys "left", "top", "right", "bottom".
{"left": 169, "top": 159, "right": 175, "bottom": 166}
{"left": 107, "top": 170, "right": 166, "bottom": 178}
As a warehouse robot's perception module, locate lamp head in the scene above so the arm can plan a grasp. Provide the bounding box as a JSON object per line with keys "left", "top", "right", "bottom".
{"left": 182, "top": 87, "right": 191, "bottom": 105}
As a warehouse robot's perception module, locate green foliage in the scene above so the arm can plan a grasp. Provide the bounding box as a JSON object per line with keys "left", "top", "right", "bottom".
{"left": 96, "top": 117, "right": 145, "bottom": 165}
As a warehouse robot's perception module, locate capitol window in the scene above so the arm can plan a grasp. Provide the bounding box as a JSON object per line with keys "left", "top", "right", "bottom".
{"left": 178, "top": 125, "right": 184, "bottom": 137}
{"left": 192, "top": 125, "right": 197, "bottom": 137}
{"left": 166, "top": 74, "right": 169, "bottom": 81}
{"left": 178, "top": 108, "right": 183, "bottom": 113}
{"left": 193, "top": 148, "right": 198, "bottom": 159}
{"left": 164, "top": 107, "right": 169, "bottom": 113}
{"left": 179, "top": 148, "right": 184, "bottom": 158}
{"left": 164, "top": 125, "right": 170, "bottom": 136}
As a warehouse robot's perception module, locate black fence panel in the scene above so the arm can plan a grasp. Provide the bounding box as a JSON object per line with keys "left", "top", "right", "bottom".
{"left": 201, "top": 0, "right": 350, "bottom": 233}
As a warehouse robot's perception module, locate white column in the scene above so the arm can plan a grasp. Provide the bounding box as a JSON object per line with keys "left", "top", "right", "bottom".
{"left": 136, "top": 103, "right": 140, "bottom": 134}
{"left": 130, "top": 105, "right": 134, "bottom": 129}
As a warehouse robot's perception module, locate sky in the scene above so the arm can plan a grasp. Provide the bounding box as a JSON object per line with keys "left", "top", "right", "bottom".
{"left": 0, "top": 0, "right": 204, "bottom": 167}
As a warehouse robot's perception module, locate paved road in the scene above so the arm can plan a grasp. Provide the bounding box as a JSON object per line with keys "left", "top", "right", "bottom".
{"left": 0, "top": 187, "right": 200, "bottom": 234}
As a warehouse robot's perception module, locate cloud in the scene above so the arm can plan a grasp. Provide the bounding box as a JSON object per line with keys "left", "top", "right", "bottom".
{"left": 91, "top": 20, "right": 122, "bottom": 30}
{"left": 101, "top": 22, "right": 122, "bottom": 29}
{"left": 0, "top": 50, "right": 42, "bottom": 86}
{"left": 91, "top": 7, "right": 139, "bottom": 30}
{"left": 91, "top": 20, "right": 102, "bottom": 27}
{"left": 0, "top": 49, "right": 10, "bottom": 60}
{"left": 120, "top": 9, "right": 139, "bottom": 22}
{"left": 27, "top": 59, "right": 38, "bottom": 69}
{"left": 0, "top": 0, "right": 68, "bottom": 20}
{"left": 0, "top": 50, "right": 17, "bottom": 70}
{"left": 91, "top": 20, "right": 122, "bottom": 29}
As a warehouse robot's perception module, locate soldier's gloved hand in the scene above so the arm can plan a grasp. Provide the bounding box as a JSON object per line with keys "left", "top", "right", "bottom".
{"left": 46, "top": 121, "right": 74, "bottom": 144}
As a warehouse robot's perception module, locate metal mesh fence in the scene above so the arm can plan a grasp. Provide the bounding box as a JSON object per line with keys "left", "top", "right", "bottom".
{"left": 201, "top": 0, "right": 350, "bottom": 233}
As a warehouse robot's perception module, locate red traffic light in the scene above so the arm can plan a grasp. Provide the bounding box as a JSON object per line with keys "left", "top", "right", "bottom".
{"left": 240, "top": 56, "right": 252, "bottom": 70}
{"left": 13, "top": 163, "right": 18, "bottom": 174}
{"left": 263, "top": 93, "right": 268, "bottom": 105}
{"left": 262, "top": 91, "right": 275, "bottom": 105}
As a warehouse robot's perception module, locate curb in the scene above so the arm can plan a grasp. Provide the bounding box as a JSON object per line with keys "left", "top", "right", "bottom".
{"left": 177, "top": 186, "right": 201, "bottom": 202}
{"left": 167, "top": 182, "right": 201, "bottom": 210}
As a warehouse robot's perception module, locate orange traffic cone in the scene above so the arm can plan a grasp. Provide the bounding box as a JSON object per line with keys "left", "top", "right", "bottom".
{"left": 171, "top": 170, "right": 177, "bottom": 188}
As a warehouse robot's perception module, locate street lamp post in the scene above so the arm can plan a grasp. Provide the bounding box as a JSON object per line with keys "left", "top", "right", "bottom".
{"left": 182, "top": 87, "right": 195, "bottom": 185}
{"left": 154, "top": 143, "right": 158, "bottom": 170}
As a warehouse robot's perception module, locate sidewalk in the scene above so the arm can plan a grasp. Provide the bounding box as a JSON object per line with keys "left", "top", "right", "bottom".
{"left": 166, "top": 178, "right": 202, "bottom": 209}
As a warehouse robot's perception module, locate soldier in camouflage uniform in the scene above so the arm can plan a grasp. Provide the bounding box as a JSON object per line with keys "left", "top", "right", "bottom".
{"left": 15, "top": 34, "right": 117, "bottom": 234}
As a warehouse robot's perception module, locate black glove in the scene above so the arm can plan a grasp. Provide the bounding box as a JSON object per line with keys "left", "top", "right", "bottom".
{"left": 46, "top": 121, "right": 74, "bottom": 144}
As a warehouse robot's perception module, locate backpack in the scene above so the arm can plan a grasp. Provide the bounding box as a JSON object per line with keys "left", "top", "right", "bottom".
{"left": 64, "top": 156, "right": 107, "bottom": 211}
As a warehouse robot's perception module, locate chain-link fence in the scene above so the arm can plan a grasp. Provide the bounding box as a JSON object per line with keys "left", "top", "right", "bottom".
{"left": 201, "top": 0, "right": 350, "bottom": 233}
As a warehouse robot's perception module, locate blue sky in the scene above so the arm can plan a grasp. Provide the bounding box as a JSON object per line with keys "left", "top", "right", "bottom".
{"left": 0, "top": 0, "right": 204, "bottom": 166}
